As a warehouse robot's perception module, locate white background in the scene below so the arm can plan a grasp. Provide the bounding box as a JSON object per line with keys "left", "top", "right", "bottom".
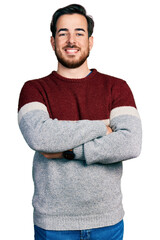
{"left": 1, "top": 0, "right": 160, "bottom": 239}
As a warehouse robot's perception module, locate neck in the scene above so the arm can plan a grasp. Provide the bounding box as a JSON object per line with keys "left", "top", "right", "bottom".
{"left": 56, "top": 61, "right": 91, "bottom": 79}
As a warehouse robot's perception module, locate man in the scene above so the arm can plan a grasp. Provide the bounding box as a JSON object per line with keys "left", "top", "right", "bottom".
{"left": 18, "top": 4, "right": 142, "bottom": 240}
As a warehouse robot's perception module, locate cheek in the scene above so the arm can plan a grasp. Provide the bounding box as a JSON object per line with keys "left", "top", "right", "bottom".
{"left": 82, "top": 39, "right": 90, "bottom": 48}
{"left": 55, "top": 38, "right": 65, "bottom": 49}
{"left": 83, "top": 42, "right": 89, "bottom": 51}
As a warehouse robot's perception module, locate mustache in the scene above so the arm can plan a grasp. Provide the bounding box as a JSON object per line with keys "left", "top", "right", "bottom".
{"left": 63, "top": 44, "right": 80, "bottom": 49}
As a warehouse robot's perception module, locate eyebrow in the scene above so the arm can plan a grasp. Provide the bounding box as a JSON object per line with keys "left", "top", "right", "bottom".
{"left": 57, "top": 28, "right": 86, "bottom": 33}
{"left": 75, "top": 28, "right": 86, "bottom": 32}
{"left": 57, "top": 28, "right": 68, "bottom": 33}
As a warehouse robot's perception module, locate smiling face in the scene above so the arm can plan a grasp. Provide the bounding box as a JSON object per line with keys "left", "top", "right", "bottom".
{"left": 51, "top": 14, "right": 93, "bottom": 69}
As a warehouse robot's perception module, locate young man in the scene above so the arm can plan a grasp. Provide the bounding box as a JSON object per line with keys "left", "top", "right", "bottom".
{"left": 18, "top": 4, "right": 142, "bottom": 240}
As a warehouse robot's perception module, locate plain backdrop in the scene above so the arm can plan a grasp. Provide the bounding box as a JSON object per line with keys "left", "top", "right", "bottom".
{"left": 1, "top": 0, "right": 160, "bottom": 239}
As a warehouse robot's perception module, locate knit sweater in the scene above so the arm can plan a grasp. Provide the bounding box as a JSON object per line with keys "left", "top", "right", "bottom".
{"left": 18, "top": 69, "right": 142, "bottom": 230}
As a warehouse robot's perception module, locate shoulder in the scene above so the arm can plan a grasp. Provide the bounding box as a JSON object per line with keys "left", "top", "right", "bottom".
{"left": 23, "top": 72, "right": 54, "bottom": 87}
{"left": 18, "top": 72, "right": 54, "bottom": 112}
{"left": 95, "top": 70, "right": 136, "bottom": 108}
{"left": 95, "top": 69, "right": 126, "bottom": 85}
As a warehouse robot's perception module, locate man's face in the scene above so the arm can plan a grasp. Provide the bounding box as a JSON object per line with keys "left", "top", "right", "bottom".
{"left": 51, "top": 14, "right": 93, "bottom": 69}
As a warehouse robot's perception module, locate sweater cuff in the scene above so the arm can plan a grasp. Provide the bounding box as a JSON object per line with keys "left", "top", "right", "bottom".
{"left": 73, "top": 121, "right": 106, "bottom": 161}
{"left": 98, "top": 121, "right": 107, "bottom": 136}
{"left": 73, "top": 145, "right": 84, "bottom": 160}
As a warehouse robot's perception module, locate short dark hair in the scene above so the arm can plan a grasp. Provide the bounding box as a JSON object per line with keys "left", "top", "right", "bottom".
{"left": 50, "top": 4, "right": 94, "bottom": 38}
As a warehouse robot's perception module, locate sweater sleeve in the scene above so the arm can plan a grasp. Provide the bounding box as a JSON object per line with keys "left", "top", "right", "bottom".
{"left": 73, "top": 80, "right": 142, "bottom": 164}
{"left": 18, "top": 81, "right": 106, "bottom": 152}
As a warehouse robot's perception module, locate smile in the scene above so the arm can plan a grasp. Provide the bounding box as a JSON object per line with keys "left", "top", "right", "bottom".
{"left": 65, "top": 48, "right": 79, "bottom": 55}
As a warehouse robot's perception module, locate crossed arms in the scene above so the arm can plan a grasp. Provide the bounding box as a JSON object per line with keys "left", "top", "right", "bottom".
{"left": 18, "top": 102, "right": 142, "bottom": 165}
{"left": 41, "top": 125, "right": 113, "bottom": 159}
{"left": 18, "top": 80, "right": 142, "bottom": 165}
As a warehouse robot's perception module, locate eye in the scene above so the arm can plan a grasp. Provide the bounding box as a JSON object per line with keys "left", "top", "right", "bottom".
{"left": 59, "top": 33, "right": 67, "bottom": 37}
{"left": 76, "top": 33, "right": 84, "bottom": 36}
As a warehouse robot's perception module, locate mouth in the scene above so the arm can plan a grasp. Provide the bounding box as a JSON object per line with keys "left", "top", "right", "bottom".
{"left": 64, "top": 48, "right": 80, "bottom": 55}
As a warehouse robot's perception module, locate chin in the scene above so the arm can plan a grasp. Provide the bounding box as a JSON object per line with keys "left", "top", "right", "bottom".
{"left": 56, "top": 53, "right": 90, "bottom": 69}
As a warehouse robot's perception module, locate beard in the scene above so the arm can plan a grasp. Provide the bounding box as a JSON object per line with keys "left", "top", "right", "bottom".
{"left": 54, "top": 44, "right": 90, "bottom": 69}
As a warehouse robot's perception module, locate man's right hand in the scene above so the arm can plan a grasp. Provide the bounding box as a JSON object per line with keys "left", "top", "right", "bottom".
{"left": 106, "top": 126, "right": 112, "bottom": 135}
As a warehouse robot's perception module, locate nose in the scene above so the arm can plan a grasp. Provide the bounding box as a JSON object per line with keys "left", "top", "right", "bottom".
{"left": 66, "top": 33, "right": 76, "bottom": 45}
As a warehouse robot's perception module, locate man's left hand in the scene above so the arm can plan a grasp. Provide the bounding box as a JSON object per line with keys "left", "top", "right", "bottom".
{"left": 41, "top": 152, "right": 63, "bottom": 159}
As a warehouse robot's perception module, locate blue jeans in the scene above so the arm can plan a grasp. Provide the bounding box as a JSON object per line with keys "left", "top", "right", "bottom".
{"left": 34, "top": 220, "right": 124, "bottom": 240}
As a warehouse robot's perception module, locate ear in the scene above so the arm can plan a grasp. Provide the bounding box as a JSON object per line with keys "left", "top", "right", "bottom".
{"left": 50, "top": 36, "right": 55, "bottom": 51}
{"left": 89, "top": 36, "right": 94, "bottom": 51}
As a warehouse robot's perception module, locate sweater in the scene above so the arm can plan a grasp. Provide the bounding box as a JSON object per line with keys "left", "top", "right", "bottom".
{"left": 18, "top": 69, "right": 142, "bottom": 230}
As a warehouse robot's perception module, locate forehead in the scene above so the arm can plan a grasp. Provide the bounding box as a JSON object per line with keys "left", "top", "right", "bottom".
{"left": 56, "top": 14, "right": 88, "bottom": 31}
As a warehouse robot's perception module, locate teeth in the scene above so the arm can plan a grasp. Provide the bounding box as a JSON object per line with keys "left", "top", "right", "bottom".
{"left": 68, "top": 50, "right": 76, "bottom": 52}
{"left": 65, "top": 49, "right": 78, "bottom": 54}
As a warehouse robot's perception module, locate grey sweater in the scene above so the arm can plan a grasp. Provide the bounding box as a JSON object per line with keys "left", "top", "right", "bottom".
{"left": 18, "top": 69, "right": 142, "bottom": 230}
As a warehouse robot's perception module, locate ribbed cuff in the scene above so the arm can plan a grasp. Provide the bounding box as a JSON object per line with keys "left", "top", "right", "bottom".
{"left": 73, "top": 145, "right": 84, "bottom": 160}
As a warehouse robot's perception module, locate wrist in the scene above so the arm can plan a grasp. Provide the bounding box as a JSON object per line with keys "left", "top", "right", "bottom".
{"left": 63, "top": 149, "right": 75, "bottom": 160}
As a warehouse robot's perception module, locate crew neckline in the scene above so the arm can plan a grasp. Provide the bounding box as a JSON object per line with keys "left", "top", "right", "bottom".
{"left": 51, "top": 69, "right": 97, "bottom": 83}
